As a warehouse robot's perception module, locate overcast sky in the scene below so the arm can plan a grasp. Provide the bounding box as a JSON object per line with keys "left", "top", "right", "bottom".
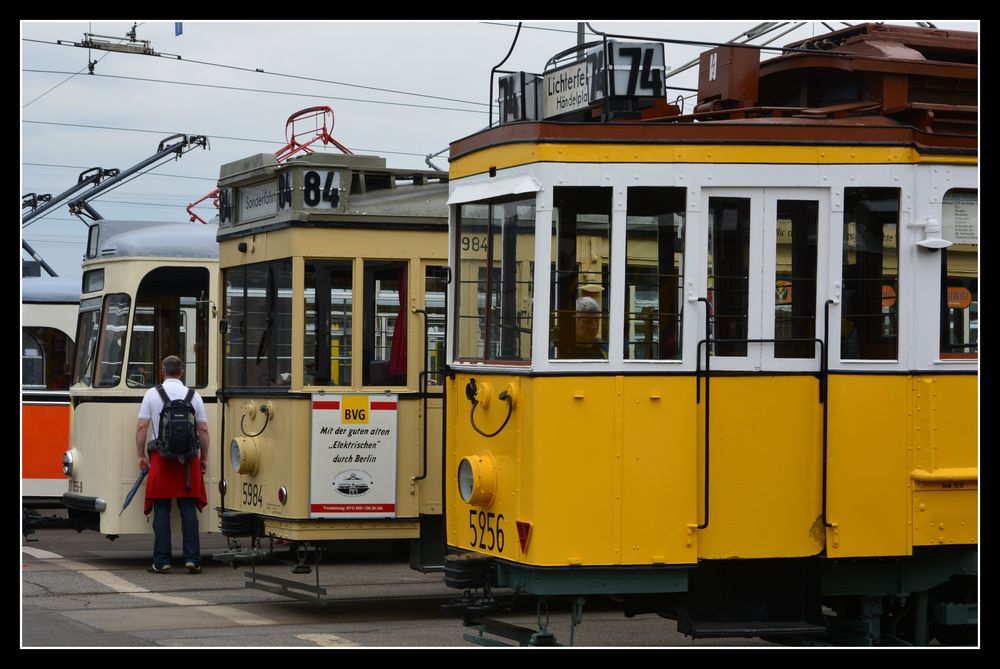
{"left": 21, "top": 19, "right": 979, "bottom": 279}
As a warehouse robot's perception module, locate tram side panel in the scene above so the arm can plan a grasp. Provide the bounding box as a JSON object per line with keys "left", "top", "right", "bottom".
{"left": 448, "top": 373, "right": 701, "bottom": 567}
{"left": 825, "top": 376, "right": 911, "bottom": 557}
{"left": 696, "top": 376, "right": 824, "bottom": 560}
{"left": 908, "top": 374, "right": 977, "bottom": 549}
{"left": 22, "top": 404, "right": 71, "bottom": 496}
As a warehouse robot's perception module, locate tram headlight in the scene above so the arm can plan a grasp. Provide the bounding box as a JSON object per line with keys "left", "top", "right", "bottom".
{"left": 230, "top": 437, "right": 261, "bottom": 476}
{"left": 457, "top": 454, "right": 497, "bottom": 507}
{"left": 62, "top": 450, "right": 74, "bottom": 477}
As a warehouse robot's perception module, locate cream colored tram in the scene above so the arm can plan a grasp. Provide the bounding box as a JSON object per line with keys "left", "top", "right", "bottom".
{"left": 214, "top": 152, "right": 449, "bottom": 597}
{"left": 443, "top": 23, "right": 977, "bottom": 646}
{"left": 62, "top": 220, "right": 221, "bottom": 537}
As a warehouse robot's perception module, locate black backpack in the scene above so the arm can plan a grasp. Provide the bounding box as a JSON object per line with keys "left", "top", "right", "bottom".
{"left": 148, "top": 385, "right": 200, "bottom": 489}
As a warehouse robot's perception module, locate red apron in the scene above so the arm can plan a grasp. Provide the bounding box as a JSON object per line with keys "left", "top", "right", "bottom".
{"left": 143, "top": 451, "right": 208, "bottom": 514}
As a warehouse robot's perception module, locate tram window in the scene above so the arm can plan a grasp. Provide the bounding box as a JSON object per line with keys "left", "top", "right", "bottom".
{"left": 425, "top": 266, "right": 447, "bottom": 386}
{"left": 126, "top": 267, "right": 211, "bottom": 388}
{"left": 93, "top": 293, "right": 131, "bottom": 388}
{"left": 272, "top": 262, "right": 293, "bottom": 384}
{"left": 22, "top": 330, "right": 45, "bottom": 389}
{"left": 940, "top": 189, "right": 977, "bottom": 359}
{"left": 304, "top": 260, "right": 353, "bottom": 386}
{"left": 455, "top": 195, "right": 535, "bottom": 362}
{"left": 363, "top": 261, "right": 408, "bottom": 387}
{"left": 73, "top": 297, "right": 102, "bottom": 386}
{"left": 841, "top": 188, "right": 899, "bottom": 360}
{"left": 224, "top": 261, "right": 292, "bottom": 387}
{"left": 550, "top": 187, "right": 612, "bottom": 360}
{"left": 624, "top": 187, "right": 685, "bottom": 360}
{"left": 774, "top": 200, "right": 819, "bottom": 358}
{"left": 23, "top": 326, "right": 74, "bottom": 391}
{"left": 708, "top": 197, "right": 751, "bottom": 357}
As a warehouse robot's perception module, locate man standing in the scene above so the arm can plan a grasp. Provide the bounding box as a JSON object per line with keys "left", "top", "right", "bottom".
{"left": 136, "top": 355, "right": 209, "bottom": 574}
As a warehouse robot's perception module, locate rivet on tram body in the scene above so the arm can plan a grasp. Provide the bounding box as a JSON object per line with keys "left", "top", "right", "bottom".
{"left": 918, "top": 503, "right": 926, "bottom": 511}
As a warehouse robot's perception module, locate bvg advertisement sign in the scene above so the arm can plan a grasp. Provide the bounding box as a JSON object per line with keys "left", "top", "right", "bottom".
{"left": 310, "top": 394, "right": 398, "bottom": 518}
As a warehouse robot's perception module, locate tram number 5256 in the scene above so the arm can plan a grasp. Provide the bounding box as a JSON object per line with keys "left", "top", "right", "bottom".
{"left": 469, "top": 510, "right": 505, "bottom": 553}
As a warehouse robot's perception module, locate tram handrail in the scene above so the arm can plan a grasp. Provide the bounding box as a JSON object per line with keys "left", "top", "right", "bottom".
{"left": 693, "top": 294, "right": 830, "bottom": 533}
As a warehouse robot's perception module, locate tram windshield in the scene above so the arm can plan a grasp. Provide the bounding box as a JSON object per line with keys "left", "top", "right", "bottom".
{"left": 225, "top": 260, "right": 293, "bottom": 388}
{"left": 126, "top": 266, "right": 211, "bottom": 388}
{"left": 624, "top": 187, "right": 685, "bottom": 361}
{"left": 456, "top": 195, "right": 535, "bottom": 362}
{"left": 550, "top": 187, "right": 611, "bottom": 361}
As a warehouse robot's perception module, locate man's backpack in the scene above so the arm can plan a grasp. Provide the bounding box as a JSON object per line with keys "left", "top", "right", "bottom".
{"left": 148, "top": 385, "right": 200, "bottom": 489}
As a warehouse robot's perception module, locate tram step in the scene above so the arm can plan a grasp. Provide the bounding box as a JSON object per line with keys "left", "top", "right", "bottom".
{"left": 463, "top": 617, "right": 559, "bottom": 647}
{"left": 685, "top": 619, "right": 827, "bottom": 638}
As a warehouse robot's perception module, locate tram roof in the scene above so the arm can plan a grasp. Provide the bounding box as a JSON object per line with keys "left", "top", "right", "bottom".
{"left": 22, "top": 276, "right": 80, "bottom": 304}
{"left": 89, "top": 220, "right": 219, "bottom": 261}
{"left": 451, "top": 22, "right": 977, "bottom": 159}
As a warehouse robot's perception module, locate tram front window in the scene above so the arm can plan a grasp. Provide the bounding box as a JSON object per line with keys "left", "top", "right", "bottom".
{"left": 73, "top": 297, "right": 102, "bottom": 386}
{"left": 224, "top": 261, "right": 292, "bottom": 387}
{"left": 93, "top": 294, "right": 131, "bottom": 388}
{"left": 363, "top": 260, "right": 407, "bottom": 387}
{"left": 455, "top": 195, "right": 535, "bottom": 362}
{"left": 304, "top": 260, "right": 353, "bottom": 386}
{"left": 842, "top": 188, "right": 899, "bottom": 360}
{"left": 550, "top": 187, "right": 612, "bottom": 361}
{"left": 625, "top": 187, "right": 685, "bottom": 360}
{"left": 126, "top": 267, "right": 210, "bottom": 388}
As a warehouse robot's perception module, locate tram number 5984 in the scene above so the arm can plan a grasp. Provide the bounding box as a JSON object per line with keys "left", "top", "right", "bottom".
{"left": 242, "top": 482, "right": 263, "bottom": 508}
{"left": 468, "top": 510, "right": 505, "bottom": 553}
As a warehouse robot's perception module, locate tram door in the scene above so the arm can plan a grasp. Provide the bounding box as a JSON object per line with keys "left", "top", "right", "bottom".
{"left": 699, "top": 188, "right": 828, "bottom": 559}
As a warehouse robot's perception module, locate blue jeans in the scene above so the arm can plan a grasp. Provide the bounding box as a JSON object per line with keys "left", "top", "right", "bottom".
{"left": 152, "top": 498, "right": 200, "bottom": 567}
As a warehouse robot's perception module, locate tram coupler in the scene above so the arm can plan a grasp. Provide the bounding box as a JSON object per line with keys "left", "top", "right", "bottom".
{"left": 292, "top": 544, "right": 321, "bottom": 574}
{"left": 212, "top": 536, "right": 272, "bottom": 569}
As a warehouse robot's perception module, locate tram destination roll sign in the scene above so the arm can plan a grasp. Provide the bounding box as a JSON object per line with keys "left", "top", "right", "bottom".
{"left": 310, "top": 394, "right": 398, "bottom": 518}
{"left": 542, "top": 40, "right": 665, "bottom": 119}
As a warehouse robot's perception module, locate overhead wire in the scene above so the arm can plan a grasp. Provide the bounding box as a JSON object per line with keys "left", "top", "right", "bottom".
{"left": 22, "top": 36, "right": 487, "bottom": 108}
{"left": 23, "top": 69, "right": 487, "bottom": 115}
{"left": 21, "top": 121, "right": 432, "bottom": 158}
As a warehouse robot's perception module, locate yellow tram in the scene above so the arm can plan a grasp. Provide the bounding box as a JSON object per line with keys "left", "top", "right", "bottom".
{"left": 442, "top": 23, "right": 977, "bottom": 645}
{"left": 213, "top": 150, "right": 450, "bottom": 598}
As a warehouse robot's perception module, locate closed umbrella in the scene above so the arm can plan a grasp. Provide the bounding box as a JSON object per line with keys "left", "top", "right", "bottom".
{"left": 120, "top": 466, "right": 148, "bottom": 516}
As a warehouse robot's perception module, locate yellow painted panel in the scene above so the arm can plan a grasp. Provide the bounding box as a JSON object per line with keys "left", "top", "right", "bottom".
{"left": 910, "top": 375, "right": 978, "bottom": 473}
{"left": 912, "top": 489, "right": 978, "bottom": 547}
{"left": 448, "top": 374, "right": 781, "bottom": 567}
{"left": 620, "top": 378, "right": 699, "bottom": 565}
{"left": 695, "top": 377, "right": 824, "bottom": 559}
{"left": 450, "top": 143, "right": 977, "bottom": 179}
{"left": 524, "top": 377, "right": 620, "bottom": 565}
{"left": 825, "top": 376, "right": 910, "bottom": 557}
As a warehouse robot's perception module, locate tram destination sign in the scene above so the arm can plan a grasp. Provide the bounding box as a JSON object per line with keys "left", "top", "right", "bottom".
{"left": 310, "top": 393, "right": 398, "bottom": 519}
{"left": 542, "top": 40, "right": 665, "bottom": 120}
{"left": 239, "top": 180, "right": 279, "bottom": 224}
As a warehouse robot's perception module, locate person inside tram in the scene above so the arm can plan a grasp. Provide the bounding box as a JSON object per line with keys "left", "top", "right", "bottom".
{"left": 568, "top": 296, "right": 608, "bottom": 359}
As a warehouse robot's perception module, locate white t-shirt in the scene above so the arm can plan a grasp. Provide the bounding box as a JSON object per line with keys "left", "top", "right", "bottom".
{"left": 138, "top": 377, "right": 208, "bottom": 441}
